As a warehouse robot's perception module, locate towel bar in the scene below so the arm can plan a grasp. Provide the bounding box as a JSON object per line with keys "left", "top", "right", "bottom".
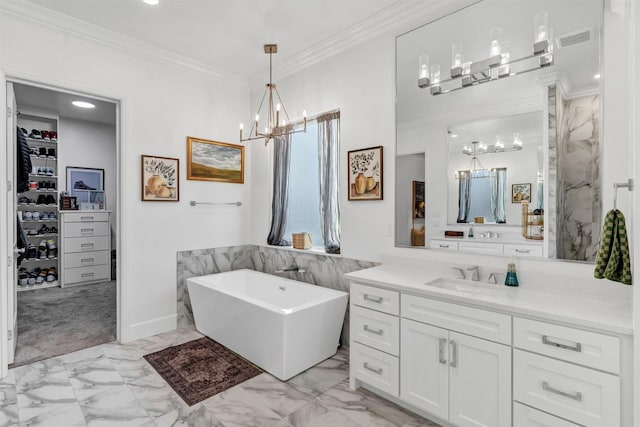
{"left": 613, "top": 179, "right": 634, "bottom": 210}
{"left": 190, "top": 201, "right": 242, "bottom": 207}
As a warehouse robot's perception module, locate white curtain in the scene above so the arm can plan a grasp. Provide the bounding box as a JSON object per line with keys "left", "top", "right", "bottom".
{"left": 317, "top": 112, "right": 341, "bottom": 254}
{"left": 490, "top": 168, "right": 507, "bottom": 223}
{"left": 457, "top": 170, "right": 471, "bottom": 223}
{"left": 267, "top": 128, "right": 292, "bottom": 246}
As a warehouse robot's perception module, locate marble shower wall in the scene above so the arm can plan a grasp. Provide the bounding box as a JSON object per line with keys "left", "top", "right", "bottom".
{"left": 555, "top": 93, "right": 601, "bottom": 261}
{"left": 547, "top": 85, "right": 559, "bottom": 258}
{"left": 177, "top": 245, "right": 378, "bottom": 345}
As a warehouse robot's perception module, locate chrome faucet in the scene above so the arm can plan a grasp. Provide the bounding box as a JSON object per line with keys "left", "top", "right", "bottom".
{"left": 467, "top": 265, "right": 480, "bottom": 281}
{"left": 275, "top": 265, "right": 306, "bottom": 274}
{"left": 487, "top": 272, "right": 500, "bottom": 284}
{"left": 452, "top": 267, "right": 466, "bottom": 280}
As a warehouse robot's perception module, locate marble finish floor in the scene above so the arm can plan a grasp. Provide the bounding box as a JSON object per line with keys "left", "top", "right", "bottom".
{"left": 0, "top": 327, "right": 440, "bottom": 427}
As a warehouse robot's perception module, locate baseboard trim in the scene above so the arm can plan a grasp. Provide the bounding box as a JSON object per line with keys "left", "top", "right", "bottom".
{"left": 124, "top": 314, "right": 176, "bottom": 343}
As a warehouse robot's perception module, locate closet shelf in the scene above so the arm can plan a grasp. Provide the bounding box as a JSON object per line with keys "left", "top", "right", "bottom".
{"left": 21, "top": 257, "right": 58, "bottom": 263}
{"left": 26, "top": 138, "right": 57, "bottom": 145}
{"left": 18, "top": 281, "right": 59, "bottom": 292}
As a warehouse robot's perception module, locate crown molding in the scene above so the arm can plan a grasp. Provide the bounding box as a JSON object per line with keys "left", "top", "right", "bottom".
{"left": 0, "top": 0, "right": 248, "bottom": 88}
{"left": 249, "top": 0, "right": 480, "bottom": 90}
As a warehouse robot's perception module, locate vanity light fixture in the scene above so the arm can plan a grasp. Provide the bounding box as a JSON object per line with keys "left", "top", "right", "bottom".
{"left": 240, "top": 44, "right": 307, "bottom": 146}
{"left": 71, "top": 100, "right": 95, "bottom": 109}
{"left": 462, "top": 133, "right": 524, "bottom": 156}
{"left": 418, "top": 12, "right": 553, "bottom": 95}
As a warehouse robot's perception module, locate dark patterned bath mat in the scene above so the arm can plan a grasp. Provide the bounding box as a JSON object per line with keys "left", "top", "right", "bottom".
{"left": 144, "top": 336, "right": 263, "bottom": 405}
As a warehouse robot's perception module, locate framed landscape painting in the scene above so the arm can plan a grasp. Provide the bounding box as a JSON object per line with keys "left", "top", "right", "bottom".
{"left": 187, "top": 137, "right": 244, "bottom": 184}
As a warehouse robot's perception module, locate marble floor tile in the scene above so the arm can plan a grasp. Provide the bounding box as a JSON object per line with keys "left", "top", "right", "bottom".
{"left": 153, "top": 404, "right": 223, "bottom": 427}
{"left": 20, "top": 402, "right": 86, "bottom": 427}
{"left": 238, "top": 373, "right": 313, "bottom": 419}
{"left": 78, "top": 385, "right": 152, "bottom": 426}
{"left": 127, "top": 372, "right": 184, "bottom": 418}
{"left": 0, "top": 372, "right": 17, "bottom": 427}
{"left": 201, "top": 385, "right": 283, "bottom": 427}
{"left": 287, "top": 349, "right": 349, "bottom": 398}
{"left": 285, "top": 400, "right": 361, "bottom": 427}
{"left": 65, "top": 355, "right": 125, "bottom": 401}
{"left": 109, "top": 358, "right": 156, "bottom": 384}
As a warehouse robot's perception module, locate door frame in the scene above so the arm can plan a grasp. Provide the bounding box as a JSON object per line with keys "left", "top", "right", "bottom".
{"left": 1, "top": 71, "right": 127, "bottom": 377}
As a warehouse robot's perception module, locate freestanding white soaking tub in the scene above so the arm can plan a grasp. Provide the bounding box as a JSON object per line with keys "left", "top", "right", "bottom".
{"left": 187, "top": 269, "right": 348, "bottom": 381}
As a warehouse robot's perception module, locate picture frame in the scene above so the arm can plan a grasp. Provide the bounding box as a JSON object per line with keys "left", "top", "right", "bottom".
{"left": 412, "top": 180, "right": 425, "bottom": 218}
{"left": 141, "top": 155, "right": 180, "bottom": 202}
{"left": 187, "top": 136, "right": 244, "bottom": 184}
{"left": 512, "top": 183, "right": 531, "bottom": 203}
{"left": 66, "top": 167, "right": 104, "bottom": 205}
{"left": 348, "top": 146, "right": 383, "bottom": 201}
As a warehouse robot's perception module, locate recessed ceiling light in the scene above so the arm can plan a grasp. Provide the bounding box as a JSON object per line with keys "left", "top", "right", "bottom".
{"left": 450, "top": 133, "right": 458, "bottom": 138}
{"left": 143, "top": 0, "right": 159, "bottom": 5}
{"left": 594, "top": 73, "right": 601, "bottom": 80}
{"left": 72, "top": 100, "right": 95, "bottom": 109}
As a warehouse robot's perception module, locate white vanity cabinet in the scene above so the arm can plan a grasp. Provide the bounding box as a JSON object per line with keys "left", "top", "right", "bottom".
{"left": 429, "top": 239, "right": 542, "bottom": 257}
{"left": 401, "top": 295, "right": 511, "bottom": 427}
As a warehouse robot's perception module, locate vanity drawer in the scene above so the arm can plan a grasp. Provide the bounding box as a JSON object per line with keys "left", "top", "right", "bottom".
{"left": 513, "top": 317, "right": 620, "bottom": 374}
{"left": 513, "top": 350, "right": 620, "bottom": 427}
{"left": 514, "top": 402, "right": 581, "bottom": 426}
{"left": 430, "top": 239, "right": 459, "bottom": 251}
{"left": 503, "top": 244, "right": 543, "bottom": 257}
{"left": 351, "top": 306, "right": 399, "bottom": 356}
{"left": 351, "top": 282, "right": 399, "bottom": 315}
{"left": 64, "top": 264, "right": 110, "bottom": 285}
{"left": 64, "top": 250, "right": 110, "bottom": 268}
{"left": 351, "top": 342, "right": 399, "bottom": 397}
{"left": 64, "top": 236, "right": 109, "bottom": 253}
{"left": 63, "top": 212, "right": 110, "bottom": 223}
{"left": 401, "top": 294, "right": 511, "bottom": 344}
{"left": 65, "top": 221, "right": 110, "bottom": 238}
{"left": 458, "top": 241, "right": 503, "bottom": 255}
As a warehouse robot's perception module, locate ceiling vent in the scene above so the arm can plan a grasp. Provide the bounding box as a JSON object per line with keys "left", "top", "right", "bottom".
{"left": 556, "top": 27, "right": 595, "bottom": 48}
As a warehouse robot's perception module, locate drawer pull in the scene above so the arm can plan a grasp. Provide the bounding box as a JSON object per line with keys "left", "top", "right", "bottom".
{"left": 363, "top": 294, "right": 383, "bottom": 304}
{"left": 542, "top": 381, "right": 583, "bottom": 402}
{"left": 438, "top": 338, "right": 447, "bottom": 364}
{"left": 449, "top": 340, "right": 458, "bottom": 367}
{"left": 80, "top": 216, "right": 94, "bottom": 221}
{"left": 363, "top": 325, "right": 383, "bottom": 335}
{"left": 81, "top": 228, "right": 94, "bottom": 234}
{"left": 438, "top": 244, "right": 450, "bottom": 248}
{"left": 81, "top": 272, "right": 95, "bottom": 278}
{"left": 515, "top": 249, "right": 531, "bottom": 253}
{"left": 542, "top": 335, "right": 582, "bottom": 352}
{"left": 80, "top": 258, "right": 95, "bottom": 263}
{"left": 363, "top": 362, "right": 383, "bottom": 375}
{"left": 81, "top": 243, "right": 95, "bottom": 248}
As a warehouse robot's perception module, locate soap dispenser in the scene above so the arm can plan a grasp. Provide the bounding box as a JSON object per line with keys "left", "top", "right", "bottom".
{"left": 504, "top": 257, "right": 519, "bottom": 287}
{"left": 468, "top": 225, "right": 474, "bottom": 238}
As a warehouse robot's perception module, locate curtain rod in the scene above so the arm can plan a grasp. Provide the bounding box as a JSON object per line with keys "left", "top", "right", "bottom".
{"left": 290, "top": 108, "right": 340, "bottom": 126}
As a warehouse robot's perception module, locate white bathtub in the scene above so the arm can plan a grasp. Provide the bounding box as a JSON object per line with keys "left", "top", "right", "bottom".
{"left": 187, "top": 269, "right": 349, "bottom": 380}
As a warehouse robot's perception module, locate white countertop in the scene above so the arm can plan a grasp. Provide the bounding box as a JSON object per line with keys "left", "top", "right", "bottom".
{"left": 430, "top": 236, "right": 543, "bottom": 246}
{"left": 345, "top": 265, "right": 633, "bottom": 335}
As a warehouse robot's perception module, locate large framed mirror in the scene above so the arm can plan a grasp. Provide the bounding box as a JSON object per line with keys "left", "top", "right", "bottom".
{"left": 395, "top": 0, "right": 604, "bottom": 262}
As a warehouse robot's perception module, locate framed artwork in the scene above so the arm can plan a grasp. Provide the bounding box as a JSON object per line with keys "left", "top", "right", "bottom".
{"left": 348, "top": 146, "right": 383, "bottom": 201}
{"left": 187, "top": 136, "right": 244, "bottom": 183}
{"left": 412, "top": 180, "right": 425, "bottom": 218}
{"left": 67, "top": 167, "right": 104, "bottom": 204}
{"left": 512, "top": 183, "right": 531, "bottom": 203}
{"left": 141, "top": 155, "right": 179, "bottom": 202}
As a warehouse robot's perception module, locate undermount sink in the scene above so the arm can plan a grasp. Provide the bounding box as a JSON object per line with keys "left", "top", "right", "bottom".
{"left": 424, "top": 277, "right": 502, "bottom": 296}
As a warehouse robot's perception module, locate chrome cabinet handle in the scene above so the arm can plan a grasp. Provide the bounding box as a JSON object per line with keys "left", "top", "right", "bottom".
{"left": 542, "top": 381, "right": 583, "bottom": 401}
{"left": 363, "top": 362, "right": 383, "bottom": 375}
{"left": 449, "top": 340, "right": 457, "bottom": 367}
{"left": 81, "top": 228, "right": 94, "bottom": 234}
{"left": 363, "top": 325, "right": 383, "bottom": 335}
{"left": 515, "top": 249, "right": 531, "bottom": 253}
{"left": 363, "top": 294, "right": 383, "bottom": 303}
{"left": 439, "top": 244, "right": 450, "bottom": 248}
{"left": 542, "top": 335, "right": 582, "bottom": 352}
{"left": 439, "top": 338, "right": 447, "bottom": 364}
{"left": 81, "top": 272, "right": 95, "bottom": 278}
{"left": 80, "top": 216, "right": 94, "bottom": 221}
{"left": 80, "top": 258, "right": 95, "bottom": 263}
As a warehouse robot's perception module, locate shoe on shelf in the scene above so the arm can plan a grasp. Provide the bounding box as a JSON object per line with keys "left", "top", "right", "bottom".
{"left": 37, "top": 181, "right": 45, "bottom": 190}
{"left": 27, "top": 228, "right": 38, "bottom": 236}
{"left": 38, "top": 240, "right": 47, "bottom": 259}
{"left": 36, "top": 270, "right": 46, "bottom": 284}
{"left": 41, "top": 212, "right": 49, "bottom": 221}
{"left": 74, "top": 180, "right": 96, "bottom": 190}
{"left": 26, "top": 244, "right": 37, "bottom": 259}
{"left": 29, "top": 129, "right": 42, "bottom": 139}
{"left": 42, "top": 130, "right": 51, "bottom": 141}
{"left": 32, "top": 211, "right": 40, "bottom": 221}
{"left": 20, "top": 128, "right": 29, "bottom": 138}
{"left": 47, "top": 181, "right": 56, "bottom": 190}
{"left": 37, "top": 195, "right": 46, "bottom": 205}
{"left": 18, "top": 268, "right": 28, "bottom": 286}
{"left": 46, "top": 240, "right": 57, "bottom": 258}
{"left": 48, "top": 226, "right": 58, "bottom": 234}
{"left": 50, "top": 131, "right": 58, "bottom": 141}
{"left": 46, "top": 267, "right": 57, "bottom": 282}
{"left": 18, "top": 196, "right": 30, "bottom": 205}
{"left": 36, "top": 167, "right": 45, "bottom": 175}
{"left": 48, "top": 211, "right": 57, "bottom": 220}
{"left": 29, "top": 181, "right": 37, "bottom": 190}
{"left": 38, "top": 147, "right": 47, "bottom": 157}
{"left": 46, "top": 195, "right": 56, "bottom": 205}
{"left": 23, "top": 211, "right": 33, "bottom": 221}
{"left": 47, "top": 148, "right": 56, "bottom": 158}
{"left": 46, "top": 167, "right": 55, "bottom": 176}
{"left": 27, "top": 272, "right": 37, "bottom": 286}
{"left": 37, "top": 225, "right": 50, "bottom": 235}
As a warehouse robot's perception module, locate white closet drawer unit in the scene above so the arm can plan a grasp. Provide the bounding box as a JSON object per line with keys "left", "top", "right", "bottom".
{"left": 351, "top": 305, "right": 399, "bottom": 356}
{"left": 351, "top": 283, "right": 399, "bottom": 315}
{"left": 504, "top": 244, "right": 543, "bottom": 257}
{"left": 513, "top": 350, "right": 620, "bottom": 427}
{"left": 351, "top": 342, "right": 399, "bottom": 396}
{"left": 458, "top": 241, "right": 503, "bottom": 255}
{"left": 429, "top": 239, "right": 459, "bottom": 251}
{"left": 64, "top": 236, "right": 109, "bottom": 253}
{"left": 514, "top": 317, "right": 620, "bottom": 374}
{"left": 64, "top": 264, "right": 110, "bottom": 285}
{"left": 64, "top": 222, "right": 109, "bottom": 237}
{"left": 514, "top": 402, "right": 582, "bottom": 427}
{"left": 63, "top": 212, "right": 110, "bottom": 223}
{"left": 64, "top": 251, "right": 110, "bottom": 269}
{"left": 402, "top": 294, "right": 511, "bottom": 344}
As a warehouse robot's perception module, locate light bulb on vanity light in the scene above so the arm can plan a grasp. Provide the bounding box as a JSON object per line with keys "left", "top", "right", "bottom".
{"left": 513, "top": 132, "right": 523, "bottom": 148}
{"left": 489, "top": 27, "right": 502, "bottom": 57}
{"left": 451, "top": 42, "right": 463, "bottom": 77}
{"left": 239, "top": 123, "right": 244, "bottom": 139}
{"left": 429, "top": 64, "right": 441, "bottom": 94}
{"left": 418, "top": 54, "right": 430, "bottom": 88}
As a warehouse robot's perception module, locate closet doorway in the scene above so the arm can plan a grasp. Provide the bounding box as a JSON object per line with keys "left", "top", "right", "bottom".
{"left": 7, "top": 81, "right": 119, "bottom": 367}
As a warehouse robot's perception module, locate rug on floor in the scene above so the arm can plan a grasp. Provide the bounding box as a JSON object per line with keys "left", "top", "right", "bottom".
{"left": 144, "top": 336, "right": 263, "bottom": 405}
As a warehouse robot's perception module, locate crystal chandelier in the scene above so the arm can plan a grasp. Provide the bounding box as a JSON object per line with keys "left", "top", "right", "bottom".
{"left": 240, "top": 44, "right": 307, "bottom": 146}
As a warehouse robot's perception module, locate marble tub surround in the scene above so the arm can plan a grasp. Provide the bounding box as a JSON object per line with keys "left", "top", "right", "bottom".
{"left": 2, "top": 327, "right": 438, "bottom": 427}
{"left": 350, "top": 258, "right": 632, "bottom": 334}
{"left": 177, "top": 244, "right": 378, "bottom": 345}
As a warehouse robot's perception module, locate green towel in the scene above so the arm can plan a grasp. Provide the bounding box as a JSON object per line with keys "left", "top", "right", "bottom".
{"left": 594, "top": 209, "right": 632, "bottom": 285}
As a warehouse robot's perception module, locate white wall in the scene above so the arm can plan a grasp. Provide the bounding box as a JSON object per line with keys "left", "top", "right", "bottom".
{"left": 0, "top": 10, "right": 251, "bottom": 341}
